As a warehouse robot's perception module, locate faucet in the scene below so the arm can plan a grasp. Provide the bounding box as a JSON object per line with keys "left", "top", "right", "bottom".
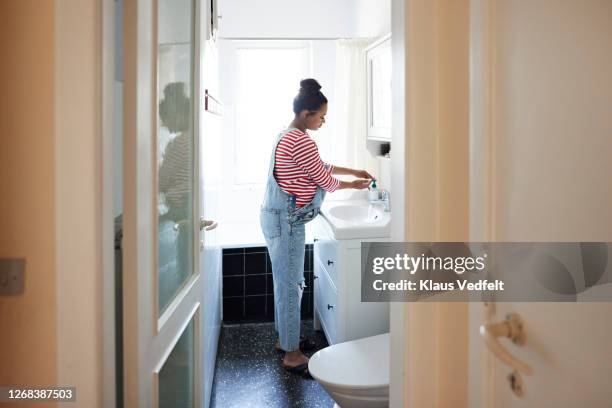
{"left": 380, "top": 189, "right": 391, "bottom": 212}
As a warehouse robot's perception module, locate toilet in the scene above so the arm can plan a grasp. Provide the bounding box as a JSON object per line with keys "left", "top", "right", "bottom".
{"left": 308, "top": 333, "right": 389, "bottom": 408}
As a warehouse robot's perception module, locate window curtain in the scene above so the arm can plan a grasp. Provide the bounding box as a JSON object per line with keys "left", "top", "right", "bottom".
{"left": 331, "top": 39, "right": 370, "bottom": 169}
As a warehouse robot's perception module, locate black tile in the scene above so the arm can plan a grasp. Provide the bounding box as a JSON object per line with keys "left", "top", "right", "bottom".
{"left": 222, "top": 247, "right": 243, "bottom": 255}
{"left": 222, "top": 297, "right": 244, "bottom": 322}
{"left": 306, "top": 243, "right": 313, "bottom": 251}
{"left": 265, "top": 253, "right": 272, "bottom": 273}
{"left": 223, "top": 276, "right": 244, "bottom": 297}
{"left": 304, "top": 252, "right": 311, "bottom": 271}
{"left": 307, "top": 291, "right": 314, "bottom": 308}
{"left": 245, "top": 246, "right": 267, "bottom": 253}
{"left": 266, "top": 273, "right": 274, "bottom": 295}
{"left": 244, "top": 295, "right": 266, "bottom": 319}
{"left": 245, "top": 253, "right": 266, "bottom": 275}
{"left": 301, "top": 293, "right": 312, "bottom": 317}
{"left": 266, "top": 295, "right": 275, "bottom": 318}
{"left": 222, "top": 254, "right": 244, "bottom": 276}
{"left": 304, "top": 271, "right": 313, "bottom": 291}
{"left": 245, "top": 275, "right": 266, "bottom": 296}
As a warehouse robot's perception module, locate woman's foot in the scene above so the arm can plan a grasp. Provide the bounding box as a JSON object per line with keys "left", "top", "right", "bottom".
{"left": 283, "top": 350, "right": 309, "bottom": 368}
{"left": 282, "top": 350, "right": 311, "bottom": 378}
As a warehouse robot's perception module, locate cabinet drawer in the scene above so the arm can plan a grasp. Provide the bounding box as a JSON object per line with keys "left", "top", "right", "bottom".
{"left": 314, "top": 265, "right": 338, "bottom": 344}
{"left": 314, "top": 237, "right": 338, "bottom": 285}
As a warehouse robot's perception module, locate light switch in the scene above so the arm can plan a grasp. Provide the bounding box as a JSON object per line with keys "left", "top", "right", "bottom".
{"left": 0, "top": 259, "right": 25, "bottom": 295}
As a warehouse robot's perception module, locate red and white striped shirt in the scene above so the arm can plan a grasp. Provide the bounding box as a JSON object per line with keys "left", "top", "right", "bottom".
{"left": 274, "top": 128, "right": 340, "bottom": 207}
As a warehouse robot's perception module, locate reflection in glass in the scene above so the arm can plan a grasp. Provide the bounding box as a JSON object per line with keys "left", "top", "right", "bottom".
{"left": 158, "top": 319, "right": 194, "bottom": 408}
{"left": 157, "top": 0, "right": 195, "bottom": 314}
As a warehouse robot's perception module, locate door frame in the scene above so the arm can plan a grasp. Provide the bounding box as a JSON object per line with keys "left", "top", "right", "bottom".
{"left": 390, "top": 0, "right": 473, "bottom": 406}
{"left": 468, "top": 0, "right": 496, "bottom": 405}
{"left": 389, "top": 0, "right": 406, "bottom": 406}
{"left": 55, "top": 0, "right": 116, "bottom": 406}
{"left": 102, "top": 0, "right": 117, "bottom": 405}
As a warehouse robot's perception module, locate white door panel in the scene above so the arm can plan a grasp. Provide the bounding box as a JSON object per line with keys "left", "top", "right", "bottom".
{"left": 469, "top": 1, "right": 612, "bottom": 407}
{"left": 123, "top": 0, "right": 204, "bottom": 406}
{"left": 489, "top": 303, "right": 612, "bottom": 407}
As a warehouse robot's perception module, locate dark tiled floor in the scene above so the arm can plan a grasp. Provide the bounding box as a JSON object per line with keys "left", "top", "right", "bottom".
{"left": 210, "top": 320, "right": 335, "bottom": 408}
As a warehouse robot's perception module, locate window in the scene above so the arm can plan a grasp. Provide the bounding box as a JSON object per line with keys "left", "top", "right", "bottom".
{"left": 233, "top": 43, "right": 311, "bottom": 185}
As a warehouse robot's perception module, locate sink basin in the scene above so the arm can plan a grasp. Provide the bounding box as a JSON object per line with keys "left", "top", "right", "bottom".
{"left": 319, "top": 199, "right": 391, "bottom": 239}
{"left": 327, "top": 204, "right": 385, "bottom": 223}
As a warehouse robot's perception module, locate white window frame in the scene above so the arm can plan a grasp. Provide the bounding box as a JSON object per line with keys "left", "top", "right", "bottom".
{"left": 223, "top": 40, "right": 313, "bottom": 190}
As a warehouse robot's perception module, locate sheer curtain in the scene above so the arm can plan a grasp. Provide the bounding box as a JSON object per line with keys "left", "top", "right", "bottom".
{"left": 331, "top": 39, "right": 370, "bottom": 170}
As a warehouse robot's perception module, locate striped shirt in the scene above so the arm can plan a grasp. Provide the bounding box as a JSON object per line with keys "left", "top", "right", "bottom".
{"left": 158, "top": 132, "right": 192, "bottom": 220}
{"left": 274, "top": 128, "right": 340, "bottom": 208}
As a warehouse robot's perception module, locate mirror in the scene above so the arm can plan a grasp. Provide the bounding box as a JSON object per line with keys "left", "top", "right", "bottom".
{"left": 366, "top": 35, "right": 392, "bottom": 141}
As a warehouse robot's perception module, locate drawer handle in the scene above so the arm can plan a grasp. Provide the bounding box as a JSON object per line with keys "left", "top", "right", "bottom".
{"left": 327, "top": 304, "right": 335, "bottom": 310}
{"left": 313, "top": 275, "right": 318, "bottom": 279}
{"left": 314, "top": 238, "right": 319, "bottom": 242}
{"left": 327, "top": 260, "right": 334, "bottom": 266}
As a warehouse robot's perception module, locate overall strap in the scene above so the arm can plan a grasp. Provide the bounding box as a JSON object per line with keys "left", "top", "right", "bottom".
{"left": 266, "top": 131, "right": 287, "bottom": 179}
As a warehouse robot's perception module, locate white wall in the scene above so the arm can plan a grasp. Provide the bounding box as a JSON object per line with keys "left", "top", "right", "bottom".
{"left": 353, "top": 0, "right": 392, "bottom": 37}
{"left": 0, "top": 0, "right": 58, "bottom": 391}
{"left": 217, "top": 0, "right": 390, "bottom": 39}
{"left": 218, "top": 0, "right": 355, "bottom": 38}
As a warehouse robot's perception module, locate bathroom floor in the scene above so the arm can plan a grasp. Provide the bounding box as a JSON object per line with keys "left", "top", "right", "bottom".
{"left": 210, "top": 320, "right": 335, "bottom": 408}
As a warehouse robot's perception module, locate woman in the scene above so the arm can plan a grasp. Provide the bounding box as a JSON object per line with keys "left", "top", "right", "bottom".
{"left": 260, "top": 78, "right": 373, "bottom": 376}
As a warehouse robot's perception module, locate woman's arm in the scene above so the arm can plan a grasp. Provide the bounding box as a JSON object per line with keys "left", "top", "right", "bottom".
{"left": 331, "top": 165, "right": 375, "bottom": 181}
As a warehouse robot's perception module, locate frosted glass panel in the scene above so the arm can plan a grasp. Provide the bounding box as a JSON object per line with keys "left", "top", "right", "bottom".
{"left": 158, "top": 319, "right": 195, "bottom": 408}
{"left": 157, "top": 0, "right": 195, "bottom": 314}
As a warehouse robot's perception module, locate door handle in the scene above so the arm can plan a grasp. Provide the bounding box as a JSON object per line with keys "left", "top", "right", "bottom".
{"left": 479, "top": 312, "right": 533, "bottom": 375}
{"left": 200, "top": 218, "right": 218, "bottom": 231}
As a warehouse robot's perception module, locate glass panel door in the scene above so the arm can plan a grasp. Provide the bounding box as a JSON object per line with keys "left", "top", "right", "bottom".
{"left": 122, "top": 0, "right": 203, "bottom": 405}
{"left": 158, "top": 319, "right": 195, "bottom": 408}
{"left": 156, "top": 0, "right": 196, "bottom": 314}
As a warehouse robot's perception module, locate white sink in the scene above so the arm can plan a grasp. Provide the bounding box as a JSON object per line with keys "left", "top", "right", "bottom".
{"left": 320, "top": 199, "right": 391, "bottom": 239}
{"left": 327, "top": 204, "right": 384, "bottom": 223}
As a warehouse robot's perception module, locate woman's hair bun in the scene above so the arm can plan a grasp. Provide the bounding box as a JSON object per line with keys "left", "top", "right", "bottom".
{"left": 293, "top": 78, "right": 327, "bottom": 115}
{"left": 299, "top": 78, "right": 321, "bottom": 92}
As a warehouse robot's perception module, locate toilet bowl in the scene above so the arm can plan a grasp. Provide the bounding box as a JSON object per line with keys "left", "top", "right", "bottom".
{"left": 308, "top": 333, "right": 389, "bottom": 408}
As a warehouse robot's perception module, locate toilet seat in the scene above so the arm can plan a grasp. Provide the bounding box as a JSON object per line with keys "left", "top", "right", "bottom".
{"left": 308, "top": 333, "right": 389, "bottom": 389}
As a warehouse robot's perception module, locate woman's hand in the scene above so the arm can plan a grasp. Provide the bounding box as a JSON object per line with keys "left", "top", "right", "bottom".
{"left": 352, "top": 169, "right": 375, "bottom": 180}
{"left": 339, "top": 179, "right": 372, "bottom": 190}
{"left": 351, "top": 179, "right": 372, "bottom": 189}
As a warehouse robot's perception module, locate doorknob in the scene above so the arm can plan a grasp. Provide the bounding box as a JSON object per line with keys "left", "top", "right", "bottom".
{"left": 200, "top": 217, "right": 218, "bottom": 231}
{"left": 479, "top": 312, "right": 533, "bottom": 375}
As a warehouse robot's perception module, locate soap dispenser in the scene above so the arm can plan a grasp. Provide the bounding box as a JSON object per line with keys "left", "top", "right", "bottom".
{"left": 368, "top": 180, "right": 380, "bottom": 202}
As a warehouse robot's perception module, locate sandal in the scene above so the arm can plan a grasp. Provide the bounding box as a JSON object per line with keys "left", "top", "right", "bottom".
{"left": 282, "top": 362, "right": 312, "bottom": 379}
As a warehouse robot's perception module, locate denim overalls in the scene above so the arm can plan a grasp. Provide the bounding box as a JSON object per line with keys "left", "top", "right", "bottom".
{"left": 260, "top": 128, "right": 326, "bottom": 352}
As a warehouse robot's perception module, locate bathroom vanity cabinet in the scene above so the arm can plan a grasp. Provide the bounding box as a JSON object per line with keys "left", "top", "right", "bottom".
{"left": 311, "top": 216, "right": 389, "bottom": 345}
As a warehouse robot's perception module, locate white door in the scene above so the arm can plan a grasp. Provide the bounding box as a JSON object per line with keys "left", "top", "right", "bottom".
{"left": 469, "top": 1, "right": 612, "bottom": 407}
{"left": 123, "top": 0, "right": 208, "bottom": 406}
{"left": 200, "top": 39, "right": 223, "bottom": 408}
